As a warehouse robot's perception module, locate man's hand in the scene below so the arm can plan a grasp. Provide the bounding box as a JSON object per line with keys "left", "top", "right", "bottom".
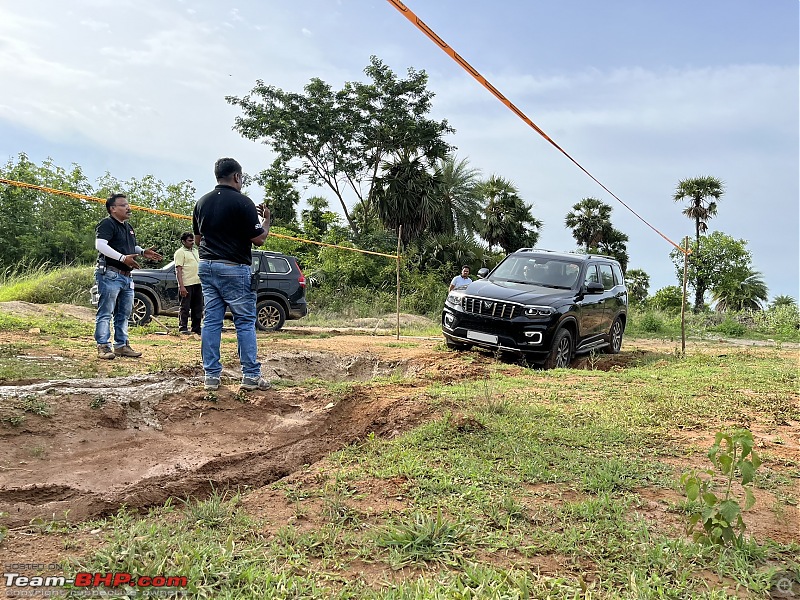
{"left": 142, "top": 246, "right": 163, "bottom": 261}
{"left": 179, "top": 285, "right": 188, "bottom": 297}
{"left": 121, "top": 255, "right": 141, "bottom": 269}
{"left": 257, "top": 204, "right": 270, "bottom": 221}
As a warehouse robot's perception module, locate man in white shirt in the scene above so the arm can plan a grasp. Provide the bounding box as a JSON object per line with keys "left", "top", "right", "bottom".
{"left": 449, "top": 265, "right": 472, "bottom": 291}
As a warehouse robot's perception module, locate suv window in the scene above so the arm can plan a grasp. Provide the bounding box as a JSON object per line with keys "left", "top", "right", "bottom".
{"left": 598, "top": 264, "right": 615, "bottom": 290}
{"left": 584, "top": 264, "right": 600, "bottom": 286}
{"left": 264, "top": 257, "right": 291, "bottom": 274}
{"left": 611, "top": 263, "right": 624, "bottom": 286}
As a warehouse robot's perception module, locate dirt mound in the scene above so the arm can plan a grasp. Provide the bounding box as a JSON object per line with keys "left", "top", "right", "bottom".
{"left": 0, "top": 354, "right": 441, "bottom": 526}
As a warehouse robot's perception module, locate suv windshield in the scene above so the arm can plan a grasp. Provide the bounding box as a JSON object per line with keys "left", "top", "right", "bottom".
{"left": 490, "top": 256, "right": 581, "bottom": 289}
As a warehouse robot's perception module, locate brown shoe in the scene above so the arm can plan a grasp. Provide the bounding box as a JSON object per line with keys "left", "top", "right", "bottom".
{"left": 97, "top": 344, "right": 115, "bottom": 360}
{"left": 114, "top": 344, "right": 142, "bottom": 358}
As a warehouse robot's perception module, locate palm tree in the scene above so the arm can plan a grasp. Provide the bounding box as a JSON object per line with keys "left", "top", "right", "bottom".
{"left": 673, "top": 176, "right": 725, "bottom": 244}
{"left": 625, "top": 268, "right": 650, "bottom": 305}
{"left": 712, "top": 269, "right": 768, "bottom": 312}
{"left": 371, "top": 151, "right": 443, "bottom": 246}
{"left": 593, "top": 226, "right": 629, "bottom": 271}
{"left": 476, "top": 175, "right": 542, "bottom": 253}
{"left": 769, "top": 295, "right": 797, "bottom": 309}
{"left": 565, "top": 198, "right": 613, "bottom": 251}
{"left": 435, "top": 154, "right": 483, "bottom": 236}
{"left": 673, "top": 176, "right": 725, "bottom": 312}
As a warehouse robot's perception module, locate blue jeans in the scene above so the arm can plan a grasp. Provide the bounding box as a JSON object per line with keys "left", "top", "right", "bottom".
{"left": 94, "top": 269, "right": 133, "bottom": 348}
{"left": 198, "top": 261, "right": 261, "bottom": 379}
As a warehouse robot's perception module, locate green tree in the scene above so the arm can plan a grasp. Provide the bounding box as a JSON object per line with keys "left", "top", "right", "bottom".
{"left": 625, "top": 268, "right": 650, "bottom": 305}
{"left": 477, "top": 175, "right": 541, "bottom": 253}
{"left": 591, "top": 226, "right": 629, "bottom": 272}
{"left": 712, "top": 269, "right": 768, "bottom": 312}
{"left": 301, "top": 196, "right": 338, "bottom": 239}
{"left": 650, "top": 285, "right": 687, "bottom": 313}
{"left": 370, "top": 151, "right": 443, "bottom": 246}
{"left": 565, "top": 197, "right": 612, "bottom": 251}
{"left": 769, "top": 295, "right": 797, "bottom": 309}
{"left": 227, "top": 56, "right": 454, "bottom": 235}
{"left": 256, "top": 158, "right": 299, "bottom": 228}
{"left": 410, "top": 231, "right": 487, "bottom": 272}
{"left": 669, "top": 231, "right": 752, "bottom": 312}
{"left": 673, "top": 176, "right": 725, "bottom": 311}
{"left": 0, "top": 154, "right": 103, "bottom": 268}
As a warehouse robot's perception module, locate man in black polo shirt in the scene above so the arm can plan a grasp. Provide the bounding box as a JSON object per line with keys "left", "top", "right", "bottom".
{"left": 193, "top": 158, "right": 270, "bottom": 392}
{"left": 94, "top": 193, "right": 162, "bottom": 359}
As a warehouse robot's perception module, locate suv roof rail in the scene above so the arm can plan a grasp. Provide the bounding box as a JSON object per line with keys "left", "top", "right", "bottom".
{"left": 516, "top": 247, "right": 558, "bottom": 253}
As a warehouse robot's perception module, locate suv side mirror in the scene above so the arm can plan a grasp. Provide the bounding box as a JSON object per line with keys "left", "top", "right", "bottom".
{"left": 585, "top": 281, "right": 604, "bottom": 294}
{"left": 477, "top": 268, "right": 489, "bottom": 279}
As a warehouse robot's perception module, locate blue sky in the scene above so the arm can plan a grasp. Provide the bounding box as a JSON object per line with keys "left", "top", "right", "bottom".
{"left": 1, "top": 1, "right": 797, "bottom": 300}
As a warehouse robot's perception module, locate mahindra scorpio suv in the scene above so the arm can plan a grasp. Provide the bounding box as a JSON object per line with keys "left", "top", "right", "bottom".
{"left": 442, "top": 249, "right": 627, "bottom": 368}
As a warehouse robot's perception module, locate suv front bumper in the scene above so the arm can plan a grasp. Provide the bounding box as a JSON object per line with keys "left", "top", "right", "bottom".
{"left": 442, "top": 307, "right": 556, "bottom": 359}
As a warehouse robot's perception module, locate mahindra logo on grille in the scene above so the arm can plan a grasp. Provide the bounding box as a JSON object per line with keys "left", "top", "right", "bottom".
{"left": 483, "top": 301, "right": 493, "bottom": 309}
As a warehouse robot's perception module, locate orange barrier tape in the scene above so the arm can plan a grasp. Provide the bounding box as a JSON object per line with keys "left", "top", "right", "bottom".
{"left": 0, "top": 178, "right": 399, "bottom": 260}
{"left": 386, "top": 0, "right": 689, "bottom": 255}
{"left": 0, "top": 178, "right": 190, "bottom": 219}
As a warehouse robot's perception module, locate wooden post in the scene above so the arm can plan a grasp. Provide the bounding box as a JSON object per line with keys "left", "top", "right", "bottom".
{"left": 396, "top": 225, "right": 402, "bottom": 340}
{"left": 681, "top": 236, "right": 690, "bottom": 356}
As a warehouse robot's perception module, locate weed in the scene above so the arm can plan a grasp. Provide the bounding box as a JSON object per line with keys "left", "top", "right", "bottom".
{"left": 19, "top": 395, "right": 52, "bottom": 417}
{"left": 28, "top": 445, "right": 46, "bottom": 459}
{"left": 89, "top": 395, "right": 106, "bottom": 410}
{"left": 2, "top": 414, "right": 25, "bottom": 427}
{"left": 181, "top": 488, "right": 241, "bottom": 529}
{"left": 680, "top": 429, "right": 762, "bottom": 547}
{"left": 376, "top": 509, "right": 474, "bottom": 567}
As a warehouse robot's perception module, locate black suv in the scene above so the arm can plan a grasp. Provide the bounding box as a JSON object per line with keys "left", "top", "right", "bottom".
{"left": 442, "top": 249, "right": 627, "bottom": 368}
{"left": 91, "top": 250, "right": 308, "bottom": 331}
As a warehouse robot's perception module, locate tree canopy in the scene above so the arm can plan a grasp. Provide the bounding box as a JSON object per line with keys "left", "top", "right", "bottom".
{"left": 226, "top": 56, "right": 454, "bottom": 235}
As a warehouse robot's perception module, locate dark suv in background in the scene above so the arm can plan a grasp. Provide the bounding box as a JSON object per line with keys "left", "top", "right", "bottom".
{"left": 91, "top": 250, "right": 307, "bottom": 331}
{"left": 442, "top": 249, "right": 627, "bottom": 368}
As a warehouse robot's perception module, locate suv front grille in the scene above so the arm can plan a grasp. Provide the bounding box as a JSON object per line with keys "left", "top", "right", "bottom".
{"left": 461, "top": 296, "right": 521, "bottom": 319}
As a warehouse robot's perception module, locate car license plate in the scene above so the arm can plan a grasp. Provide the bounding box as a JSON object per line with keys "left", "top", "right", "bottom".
{"left": 467, "top": 330, "right": 498, "bottom": 344}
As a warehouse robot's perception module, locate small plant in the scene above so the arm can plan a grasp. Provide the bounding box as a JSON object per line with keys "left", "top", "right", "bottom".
{"left": 89, "top": 395, "right": 106, "bottom": 410}
{"left": 587, "top": 349, "right": 600, "bottom": 370}
{"left": 680, "top": 429, "right": 762, "bottom": 546}
{"left": 19, "top": 395, "right": 52, "bottom": 417}
{"left": 2, "top": 414, "right": 25, "bottom": 427}
{"left": 376, "top": 509, "right": 473, "bottom": 567}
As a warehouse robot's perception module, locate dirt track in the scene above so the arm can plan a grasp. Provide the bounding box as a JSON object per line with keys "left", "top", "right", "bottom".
{"left": 0, "top": 302, "right": 797, "bottom": 532}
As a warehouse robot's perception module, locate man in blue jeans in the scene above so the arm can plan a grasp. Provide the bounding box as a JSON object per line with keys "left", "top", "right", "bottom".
{"left": 193, "top": 158, "right": 271, "bottom": 391}
{"left": 94, "top": 193, "right": 163, "bottom": 359}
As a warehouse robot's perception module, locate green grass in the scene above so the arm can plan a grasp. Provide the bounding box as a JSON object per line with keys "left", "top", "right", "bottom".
{"left": 0, "top": 265, "right": 94, "bottom": 305}
{"left": 54, "top": 344, "right": 799, "bottom": 599}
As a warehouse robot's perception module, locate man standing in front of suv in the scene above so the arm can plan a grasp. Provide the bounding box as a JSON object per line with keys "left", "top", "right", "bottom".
{"left": 193, "top": 158, "right": 270, "bottom": 392}
{"left": 94, "top": 193, "right": 162, "bottom": 360}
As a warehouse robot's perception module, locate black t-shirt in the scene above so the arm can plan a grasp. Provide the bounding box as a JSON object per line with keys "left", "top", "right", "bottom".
{"left": 96, "top": 216, "right": 137, "bottom": 271}
{"left": 192, "top": 185, "right": 264, "bottom": 265}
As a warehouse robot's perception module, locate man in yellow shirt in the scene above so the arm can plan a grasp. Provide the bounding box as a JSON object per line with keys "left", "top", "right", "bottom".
{"left": 174, "top": 232, "right": 202, "bottom": 335}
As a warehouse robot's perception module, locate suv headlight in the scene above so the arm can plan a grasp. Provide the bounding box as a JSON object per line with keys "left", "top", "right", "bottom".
{"left": 524, "top": 305, "right": 554, "bottom": 317}
{"left": 445, "top": 292, "right": 464, "bottom": 308}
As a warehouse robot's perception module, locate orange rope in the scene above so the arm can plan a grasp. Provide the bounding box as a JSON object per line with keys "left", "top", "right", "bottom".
{"left": 385, "top": 0, "right": 689, "bottom": 255}
{"left": 0, "top": 178, "right": 399, "bottom": 260}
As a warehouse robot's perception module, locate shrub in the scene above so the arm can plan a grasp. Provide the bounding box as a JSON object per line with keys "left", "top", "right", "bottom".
{"left": 638, "top": 312, "right": 663, "bottom": 333}
{"left": 715, "top": 317, "right": 746, "bottom": 338}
